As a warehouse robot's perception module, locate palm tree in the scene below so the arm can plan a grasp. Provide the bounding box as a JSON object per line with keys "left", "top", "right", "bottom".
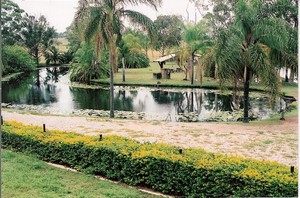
{"left": 184, "top": 21, "right": 212, "bottom": 85}
{"left": 213, "top": 0, "right": 289, "bottom": 122}
{"left": 76, "top": 0, "right": 161, "bottom": 118}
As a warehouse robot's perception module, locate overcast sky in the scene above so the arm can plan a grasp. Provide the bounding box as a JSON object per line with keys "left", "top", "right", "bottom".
{"left": 13, "top": 0, "right": 199, "bottom": 33}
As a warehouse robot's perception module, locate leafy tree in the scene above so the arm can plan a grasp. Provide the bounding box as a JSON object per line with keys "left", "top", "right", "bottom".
{"left": 268, "top": 0, "right": 298, "bottom": 82}
{"left": 65, "top": 23, "right": 84, "bottom": 54}
{"left": 76, "top": 0, "right": 161, "bottom": 118}
{"left": 213, "top": 0, "right": 289, "bottom": 122}
{"left": 154, "top": 15, "right": 185, "bottom": 56}
{"left": 2, "top": 0, "right": 25, "bottom": 45}
{"left": 2, "top": 45, "right": 36, "bottom": 75}
{"left": 21, "top": 14, "right": 57, "bottom": 65}
{"left": 124, "top": 28, "right": 151, "bottom": 56}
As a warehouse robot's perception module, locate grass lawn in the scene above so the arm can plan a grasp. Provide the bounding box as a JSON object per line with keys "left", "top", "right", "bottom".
{"left": 2, "top": 149, "right": 158, "bottom": 198}
{"left": 93, "top": 62, "right": 223, "bottom": 88}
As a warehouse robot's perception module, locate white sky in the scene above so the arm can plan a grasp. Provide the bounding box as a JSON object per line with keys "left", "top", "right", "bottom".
{"left": 13, "top": 0, "right": 199, "bottom": 33}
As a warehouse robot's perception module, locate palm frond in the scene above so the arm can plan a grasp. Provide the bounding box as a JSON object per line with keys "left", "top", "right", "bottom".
{"left": 254, "top": 18, "right": 289, "bottom": 51}
{"left": 122, "top": 0, "right": 162, "bottom": 10}
{"left": 84, "top": 10, "right": 101, "bottom": 42}
{"left": 123, "top": 9, "right": 157, "bottom": 42}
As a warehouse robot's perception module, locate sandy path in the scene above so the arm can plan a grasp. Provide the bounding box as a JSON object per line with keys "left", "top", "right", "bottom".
{"left": 2, "top": 110, "right": 298, "bottom": 166}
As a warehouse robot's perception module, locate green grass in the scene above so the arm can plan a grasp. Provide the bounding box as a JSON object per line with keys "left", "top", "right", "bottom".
{"left": 2, "top": 149, "right": 159, "bottom": 198}
{"left": 93, "top": 62, "right": 223, "bottom": 88}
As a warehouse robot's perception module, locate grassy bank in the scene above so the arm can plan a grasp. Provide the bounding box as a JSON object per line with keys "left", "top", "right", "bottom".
{"left": 92, "top": 62, "right": 296, "bottom": 94}
{"left": 2, "top": 149, "right": 157, "bottom": 198}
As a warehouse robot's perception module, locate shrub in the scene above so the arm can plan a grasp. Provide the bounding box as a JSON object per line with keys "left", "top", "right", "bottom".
{"left": 70, "top": 43, "right": 109, "bottom": 83}
{"left": 2, "top": 121, "right": 297, "bottom": 197}
{"left": 118, "top": 51, "right": 149, "bottom": 69}
{"left": 2, "top": 45, "right": 36, "bottom": 75}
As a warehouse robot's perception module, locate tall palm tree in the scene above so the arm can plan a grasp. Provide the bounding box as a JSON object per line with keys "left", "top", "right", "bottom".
{"left": 213, "top": 0, "right": 289, "bottom": 123}
{"left": 76, "top": 0, "right": 161, "bottom": 118}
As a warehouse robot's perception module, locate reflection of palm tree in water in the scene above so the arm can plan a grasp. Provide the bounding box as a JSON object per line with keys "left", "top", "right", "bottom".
{"left": 46, "top": 67, "right": 59, "bottom": 83}
{"left": 174, "top": 92, "right": 203, "bottom": 115}
{"left": 35, "top": 70, "right": 41, "bottom": 87}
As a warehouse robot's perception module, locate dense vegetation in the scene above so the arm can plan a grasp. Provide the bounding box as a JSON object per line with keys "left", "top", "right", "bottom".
{"left": 3, "top": 121, "right": 297, "bottom": 197}
{"left": 2, "top": 0, "right": 69, "bottom": 75}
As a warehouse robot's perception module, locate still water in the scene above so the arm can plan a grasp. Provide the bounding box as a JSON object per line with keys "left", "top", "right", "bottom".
{"left": 3, "top": 67, "right": 276, "bottom": 121}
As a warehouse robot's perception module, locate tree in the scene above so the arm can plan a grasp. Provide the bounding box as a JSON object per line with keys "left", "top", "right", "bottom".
{"left": 76, "top": 0, "right": 161, "bottom": 118}
{"left": 70, "top": 42, "right": 109, "bottom": 83}
{"left": 213, "top": 0, "right": 289, "bottom": 122}
{"left": 2, "top": 45, "right": 36, "bottom": 75}
{"left": 118, "top": 39, "right": 129, "bottom": 82}
{"left": 268, "top": 0, "right": 298, "bottom": 83}
{"left": 2, "top": 0, "right": 25, "bottom": 45}
{"left": 154, "top": 15, "right": 185, "bottom": 57}
{"left": 21, "top": 14, "right": 56, "bottom": 65}
{"left": 184, "top": 21, "right": 212, "bottom": 84}
{"left": 124, "top": 29, "right": 151, "bottom": 56}
{"left": 44, "top": 46, "right": 61, "bottom": 65}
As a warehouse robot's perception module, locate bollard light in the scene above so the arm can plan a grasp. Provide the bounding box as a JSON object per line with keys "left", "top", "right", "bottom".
{"left": 43, "top": 124, "right": 46, "bottom": 132}
{"left": 179, "top": 149, "right": 183, "bottom": 154}
{"left": 99, "top": 134, "right": 103, "bottom": 141}
{"left": 291, "top": 166, "right": 295, "bottom": 174}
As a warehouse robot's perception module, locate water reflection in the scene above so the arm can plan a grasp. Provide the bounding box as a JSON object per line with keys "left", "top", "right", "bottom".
{"left": 3, "top": 67, "right": 276, "bottom": 121}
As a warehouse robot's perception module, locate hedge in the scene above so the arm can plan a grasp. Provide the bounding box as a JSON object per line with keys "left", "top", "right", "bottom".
{"left": 2, "top": 121, "right": 297, "bottom": 197}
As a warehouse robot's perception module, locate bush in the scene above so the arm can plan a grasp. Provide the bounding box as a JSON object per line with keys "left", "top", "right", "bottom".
{"left": 70, "top": 43, "right": 109, "bottom": 83}
{"left": 2, "top": 45, "right": 36, "bottom": 75}
{"left": 118, "top": 51, "right": 149, "bottom": 69}
{"left": 2, "top": 121, "right": 297, "bottom": 197}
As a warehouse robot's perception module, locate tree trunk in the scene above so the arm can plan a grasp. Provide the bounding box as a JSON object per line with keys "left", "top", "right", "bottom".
{"left": 122, "top": 56, "right": 125, "bottom": 82}
{"left": 35, "top": 49, "right": 39, "bottom": 66}
{"left": 0, "top": 2, "right": 3, "bottom": 196}
{"left": 214, "top": 94, "right": 218, "bottom": 112}
{"left": 109, "top": 45, "right": 115, "bottom": 118}
{"left": 285, "top": 67, "right": 289, "bottom": 82}
{"left": 243, "top": 66, "right": 251, "bottom": 123}
{"left": 214, "top": 62, "right": 218, "bottom": 79}
{"left": 190, "top": 54, "right": 194, "bottom": 85}
{"left": 289, "top": 68, "right": 295, "bottom": 83}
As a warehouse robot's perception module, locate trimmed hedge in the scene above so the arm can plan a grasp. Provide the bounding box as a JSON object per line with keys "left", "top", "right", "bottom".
{"left": 2, "top": 121, "right": 297, "bottom": 197}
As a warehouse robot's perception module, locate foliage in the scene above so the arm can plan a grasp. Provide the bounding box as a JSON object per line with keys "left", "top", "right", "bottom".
{"left": 3, "top": 121, "right": 297, "bottom": 197}
{"left": 44, "top": 46, "right": 74, "bottom": 65}
{"left": 70, "top": 42, "right": 109, "bottom": 83}
{"left": 44, "top": 46, "right": 61, "bottom": 65}
{"left": 2, "top": 45, "right": 36, "bottom": 75}
{"left": 60, "top": 49, "right": 75, "bottom": 64}
{"left": 21, "top": 14, "right": 57, "bottom": 65}
{"left": 118, "top": 51, "right": 149, "bottom": 69}
{"left": 2, "top": 0, "right": 25, "bottom": 45}
{"left": 123, "top": 28, "right": 151, "bottom": 55}
{"left": 154, "top": 15, "right": 185, "bottom": 56}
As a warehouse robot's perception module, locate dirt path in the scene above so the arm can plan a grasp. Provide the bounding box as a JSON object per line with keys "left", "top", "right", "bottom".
{"left": 3, "top": 110, "right": 298, "bottom": 166}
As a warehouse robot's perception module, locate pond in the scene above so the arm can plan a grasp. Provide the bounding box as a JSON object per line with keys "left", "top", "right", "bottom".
{"left": 3, "top": 66, "right": 277, "bottom": 122}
